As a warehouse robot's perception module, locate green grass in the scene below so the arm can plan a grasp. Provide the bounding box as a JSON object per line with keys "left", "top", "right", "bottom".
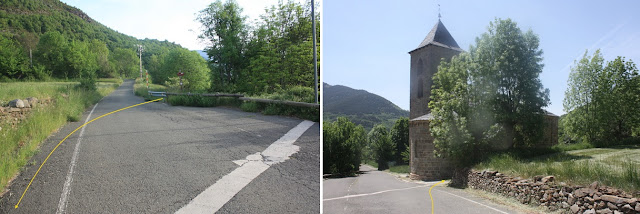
{"left": 0, "top": 81, "right": 119, "bottom": 191}
{"left": 132, "top": 82, "right": 319, "bottom": 121}
{"left": 389, "top": 164, "right": 410, "bottom": 173}
{"left": 475, "top": 145, "right": 640, "bottom": 195}
{"left": 133, "top": 78, "right": 167, "bottom": 101}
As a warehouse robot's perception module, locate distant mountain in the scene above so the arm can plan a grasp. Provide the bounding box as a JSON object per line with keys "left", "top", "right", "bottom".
{"left": 196, "top": 50, "right": 208, "bottom": 60}
{"left": 323, "top": 83, "right": 409, "bottom": 130}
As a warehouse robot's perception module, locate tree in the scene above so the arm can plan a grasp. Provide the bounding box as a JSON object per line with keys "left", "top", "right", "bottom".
{"left": 0, "top": 34, "right": 30, "bottom": 79}
{"left": 197, "top": 0, "right": 248, "bottom": 91}
{"left": 429, "top": 18, "right": 549, "bottom": 185}
{"left": 111, "top": 48, "right": 138, "bottom": 78}
{"left": 88, "top": 39, "right": 115, "bottom": 78}
{"left": 323, "top": 117, "right": 366, "bottom": 176}
{"left": 390, "top": 117, "right": 409, "bottom": 164}
{"left": 34, "top": 31, "right": 68, "bottom": 78}
{"left": 564, "top": 50, "right": 640, "bottom": 146}
{"left": 159, "top": 49, "right": 211, "bottom": 91}
{"left": 368, "top": 124, "right": 395, "bottom": 170}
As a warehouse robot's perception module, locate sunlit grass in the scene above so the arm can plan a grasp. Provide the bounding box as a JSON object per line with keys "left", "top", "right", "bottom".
{"left": 475, "top": 145, "right": 640, "bottom": 195}
{"left": 0, "top": 80, "right": 119, "bottom": 191}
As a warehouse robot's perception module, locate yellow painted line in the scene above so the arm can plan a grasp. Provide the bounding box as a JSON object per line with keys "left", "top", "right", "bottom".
{"left": 429, "top": 180, "right": 445, "bottom": 214}
{"left": 14, "top": 98, "right": 163, "bottom": 209}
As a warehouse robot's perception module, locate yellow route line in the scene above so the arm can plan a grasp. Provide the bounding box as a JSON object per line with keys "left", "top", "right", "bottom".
{"left": 429, "top": 180, "right": 445, "bottom": 214}
{"left": 14, "top": 98, "right": 163, "bottom": 209}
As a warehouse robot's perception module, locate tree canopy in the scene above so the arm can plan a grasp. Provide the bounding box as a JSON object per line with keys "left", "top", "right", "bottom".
{"left": 429, "top": 18, "right": 550, "bottom": 168}
{"left": 563, "top": 50, "right": 640, "bottom": 146}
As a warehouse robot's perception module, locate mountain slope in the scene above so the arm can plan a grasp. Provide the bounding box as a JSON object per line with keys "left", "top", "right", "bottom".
{"left": 323, "top": 82, "right": 408, "bottom": 130}
{"left": 0, "top": 0, "right": 184, "bottom": 76}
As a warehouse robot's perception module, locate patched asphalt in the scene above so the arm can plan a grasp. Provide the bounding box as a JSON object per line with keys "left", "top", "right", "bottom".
{"left": 0, "top": 80, "right": 319, "bottom": 213}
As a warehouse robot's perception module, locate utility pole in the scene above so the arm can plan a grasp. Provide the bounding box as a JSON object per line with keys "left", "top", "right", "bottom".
{"left": 137, "top": 44, "right": 144, "bottom": 79}
{"left": 312, "top": 0, "right": 318, "bottom": 103}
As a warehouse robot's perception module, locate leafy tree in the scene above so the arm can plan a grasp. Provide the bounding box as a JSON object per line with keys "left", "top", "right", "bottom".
{"left": 88, "top": 39, "right": 115, "bottom": 78}
{"left": 564, "top": 50, "right": 640, "bottom": 146}
{"left": 197, "top": 0, "right": 248, "bottom": 90}
{"left": 159, "top": 49, "right": 210, "bottom": 91}
{"left": 323, "top": 117, "right": 366, "bottom": 176}
{"left": 34, "top": 31, "right": 68, "bottom": 78}
{"left": 390, "top": 117, "right": 409, "bottom": 164}
{"left": 429, "top": 19, "right": 549, "bottom": 185}
{"left": 0, "top": 34, "right": 30, "bottom": 79}
{"left": 111, "top": 48, "right": 138, "bottom": 78}
{"left": 368, "top": 124, "right": 395, "bottom": 170}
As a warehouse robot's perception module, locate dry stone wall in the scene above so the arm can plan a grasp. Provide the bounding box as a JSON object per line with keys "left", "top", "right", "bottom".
{"left": 468, "top": 170, "right": 640, "bottom": 214}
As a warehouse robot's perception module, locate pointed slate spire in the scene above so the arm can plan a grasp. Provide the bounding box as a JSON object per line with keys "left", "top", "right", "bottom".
{"left": 410, "top": 20, "right": 462, "bottom": 53}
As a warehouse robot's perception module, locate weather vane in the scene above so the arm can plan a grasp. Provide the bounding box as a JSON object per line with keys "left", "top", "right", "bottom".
{"left": 438, "top": 4, "right": 441, "bottom": 20}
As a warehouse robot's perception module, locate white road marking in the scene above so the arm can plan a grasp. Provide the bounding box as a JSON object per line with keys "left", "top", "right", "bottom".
{"left": 435, "top": 189, "right": 509, "bottom": 214}
{"left": 175, "top": 120, "right": 315, "bottom": 214}
{"left": 323, "top": 185, "right": 429, "bottom": 202}
{"left": 56, "top": 103, "right": 99, "bottom": 214}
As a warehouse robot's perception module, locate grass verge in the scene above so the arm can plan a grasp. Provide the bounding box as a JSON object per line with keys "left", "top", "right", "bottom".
{"left": 0, "top": 81, "right": 119, "bottom": 193}
{"left": 389, "top": 164, "right": 410, "bottom": 174}
{"left": 475, "top": 145, "right": 640, "bottom": 195}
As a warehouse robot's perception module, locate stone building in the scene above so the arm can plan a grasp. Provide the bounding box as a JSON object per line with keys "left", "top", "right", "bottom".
{"left": 408, "top": 19, "right": 559, "bottom": 181}
{"left": 408, "top": 19, "right": 462, "bottom": 180}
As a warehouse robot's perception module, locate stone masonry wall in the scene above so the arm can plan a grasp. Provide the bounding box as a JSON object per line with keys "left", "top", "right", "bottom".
{"left": 409, "top": 120, "right": 451, "bottom": 180}
{"left": 468, "top": 169, "right": 640, "bottom": 214}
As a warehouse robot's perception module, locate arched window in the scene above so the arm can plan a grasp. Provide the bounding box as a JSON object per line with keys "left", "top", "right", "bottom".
{"left": 417, "top": 78, "right": 424, "bottom": 98}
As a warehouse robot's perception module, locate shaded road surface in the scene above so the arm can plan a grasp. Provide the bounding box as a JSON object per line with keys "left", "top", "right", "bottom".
{"left": 323, "top": 165, "right": 516, "bottom": 214}
{"left": 0, "top": 80, "right": 319, "bottom": 213}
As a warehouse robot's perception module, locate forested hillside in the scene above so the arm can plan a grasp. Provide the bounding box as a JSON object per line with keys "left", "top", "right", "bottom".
{"left": 323, "top": 83, "right": 408, "bottom": 130}
{"left": 0, "top": 0, "right": 186, "bottom": 81}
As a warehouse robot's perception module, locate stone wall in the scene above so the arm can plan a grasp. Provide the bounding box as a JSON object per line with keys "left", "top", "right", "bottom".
{"left": 409, "top": 119, "right": 451, "bottom": 180}
{"left": 468, "top": 169, "right": 640, "bottom": 214}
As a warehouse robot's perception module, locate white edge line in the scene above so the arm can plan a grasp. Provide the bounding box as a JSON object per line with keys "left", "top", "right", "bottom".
{"left": 323, "top": 185, "right": 429, "bottom": 202}
{"left": 175, "top": 120, "right": 315, "bottom": 214}
{"left": 56, "top": 103, "right": 99, "bottom": 214}
{"left": 435, "top": 189, "right": 509, "bottom": 214}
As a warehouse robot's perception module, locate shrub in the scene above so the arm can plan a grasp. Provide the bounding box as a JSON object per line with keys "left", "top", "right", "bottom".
{"left": 368, "top": 124, "right": 395, "bottom": 170}
{"left": 323, "top": 117, "right": 366, "bottom": 176}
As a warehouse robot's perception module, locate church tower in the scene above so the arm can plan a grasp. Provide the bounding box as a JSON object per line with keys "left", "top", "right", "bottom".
{"left": 408, "top": 19, "right": 462, "bottom": 180}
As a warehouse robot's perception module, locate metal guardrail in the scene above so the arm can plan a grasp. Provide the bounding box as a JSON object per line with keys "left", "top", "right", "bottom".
{"left": 148, "top": 91, "right": 167, "bottom": 97}
{"left": 148, "top": 91, "right": 319, "bottom": 108}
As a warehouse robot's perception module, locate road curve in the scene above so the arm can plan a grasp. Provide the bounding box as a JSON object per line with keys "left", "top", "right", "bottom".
{"left": 323, "top": 165, "right": 516, "bottom": 214}
{"left": 0, "top": 80, "right": 319, "bottom": 213}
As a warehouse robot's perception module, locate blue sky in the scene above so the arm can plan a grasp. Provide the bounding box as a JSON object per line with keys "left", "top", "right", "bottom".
{"left": 60, "top": 0, "right": 311, "bottom": 50}
{"left": 324, "top": 0, "right": 640, "bottom": 115}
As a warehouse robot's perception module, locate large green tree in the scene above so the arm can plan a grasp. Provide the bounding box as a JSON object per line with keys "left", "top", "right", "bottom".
{"left": 197, "top": 0, "right": 248, "bottom": 91}
{"left": 34, "top": 31, "right": 68, "bottom": 78}
{"left": 0, "top": 34, "right": 30, "bottom": 79}
{"left": 390, "top": 117, "right": 409, "bottom": 164}
{"left": 111, "top": 48, "right": 138, "bottom": 78}
{"left": 323, "top": 117, "right": 366, "bottom": 176}
{"left": 429, "top": 18, "right": 550, "bottom": 184}
{"left": 563, "top": 50, "right": 640, "bottom": 146}
{"left": 159, "top": 49, "right": 211, "bottom": 91}
{"left": 368, "top": 124, "right": 395, "bottom": 170}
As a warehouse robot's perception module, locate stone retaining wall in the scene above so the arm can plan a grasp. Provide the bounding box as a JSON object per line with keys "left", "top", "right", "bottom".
{"left": 468, "top": 170, "right": 640, "bottom": 214}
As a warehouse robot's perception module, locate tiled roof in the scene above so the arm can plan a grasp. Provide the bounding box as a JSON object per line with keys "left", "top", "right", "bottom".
{"left": 410, "top": 20, "right": 463, "bottom": 53}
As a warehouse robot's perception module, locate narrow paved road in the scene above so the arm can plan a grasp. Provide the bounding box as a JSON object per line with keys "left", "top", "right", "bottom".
{"left": 0, "top": 80, "right": 319, "bottom": 213}
{"left": 323, "top": 165, "right": 516, "bottom": 214}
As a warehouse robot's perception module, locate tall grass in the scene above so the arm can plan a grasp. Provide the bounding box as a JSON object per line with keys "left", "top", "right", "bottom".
{"left": 0, "top": 81, "right": 119, "bottom": 191}
{"left": 475, "top": 148, "right": 640, "bottom": 195}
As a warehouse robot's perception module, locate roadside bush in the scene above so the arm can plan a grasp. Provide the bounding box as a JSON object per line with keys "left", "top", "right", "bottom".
{"left": 368, "top": 124, "right": 395, "bottom": 170}
{"left": 323, "top": 117, "right": 366, "bottom": 176}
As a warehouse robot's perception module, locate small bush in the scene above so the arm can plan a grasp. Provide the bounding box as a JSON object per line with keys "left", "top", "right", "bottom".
{"left": 240, "top": 102, "right": 261, "bottom": 112}
{"left": 324, "top": 117, "right": 366, "bottom": 176}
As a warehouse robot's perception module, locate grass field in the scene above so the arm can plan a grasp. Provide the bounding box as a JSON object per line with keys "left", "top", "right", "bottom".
{"left": 475, "top": 145, "right": 640, "bottom": 195}
{"left": 0, "top": 80, "right": 120, "bottom": 192}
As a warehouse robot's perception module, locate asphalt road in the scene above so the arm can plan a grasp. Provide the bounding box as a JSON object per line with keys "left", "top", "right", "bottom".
{"left": 0, "top": 80, "right": 319, "bottom": 213}
{"left": 323, "top": 165, "right": 516, "bottom": 214}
